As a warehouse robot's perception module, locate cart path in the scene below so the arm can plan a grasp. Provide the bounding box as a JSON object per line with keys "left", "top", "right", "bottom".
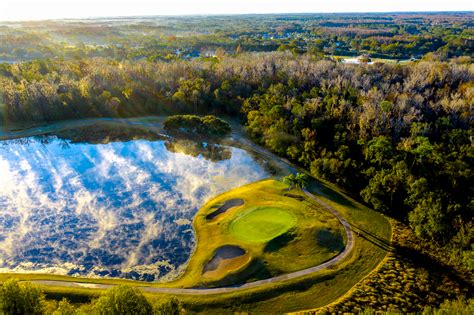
{"left": 4, "top": 117, "right": 354, "bottom": 295}
{"left": 31, "top": 189, "right": 354, "bottom": 296}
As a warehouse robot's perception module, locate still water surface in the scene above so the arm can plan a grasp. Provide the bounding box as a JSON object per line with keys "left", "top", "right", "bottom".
{"left": 0, "top": 127, "right": 270, "bottom": 281}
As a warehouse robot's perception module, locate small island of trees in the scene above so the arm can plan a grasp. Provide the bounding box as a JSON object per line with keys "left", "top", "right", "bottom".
{"left": 163, "top": 115, "right": 231, "bottom": 137}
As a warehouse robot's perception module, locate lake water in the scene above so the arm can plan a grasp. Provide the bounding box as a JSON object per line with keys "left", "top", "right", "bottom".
{"left": 0, "top": 126, "right": 270, "bottom": 281}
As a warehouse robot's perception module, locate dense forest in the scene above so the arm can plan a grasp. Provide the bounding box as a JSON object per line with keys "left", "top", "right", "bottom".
{"left": 0, "top": 12, "right": 472, "bottom": 312}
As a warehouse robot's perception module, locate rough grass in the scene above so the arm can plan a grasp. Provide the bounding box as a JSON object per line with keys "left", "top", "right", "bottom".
{"left": 229, "top": 207, "right": 297, "bottom": 243}
{"left": 315, "top": 220, "right": 473, "bottom": 313}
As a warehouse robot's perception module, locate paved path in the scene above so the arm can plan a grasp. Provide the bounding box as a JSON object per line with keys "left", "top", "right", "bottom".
{"left": 5, "top": 117, "right": 355, "bottom": 295}
{"left": 32, "top": 190, "right": 354, "bottom": 295}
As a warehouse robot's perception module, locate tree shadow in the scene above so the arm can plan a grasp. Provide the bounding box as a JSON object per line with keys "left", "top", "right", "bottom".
{"left": 315, "top": 229, "right": 345, "bottom": 252}
{"left": 185, "top": 274, "right": 336, "bottom": 313}
{"left": 306, "top": 178, "right": 358, "bottom": 209}
{"left": 393, "top": 245, "right": 473, "bottom": 297}
{"left": 349, "top": 223, "right": 394, "bottom": 252}
{"left": 264, "top": 232, "right": 296, "bottom": 252}
{"left": 283, "top": 192, "right": 306, "bottom": 201}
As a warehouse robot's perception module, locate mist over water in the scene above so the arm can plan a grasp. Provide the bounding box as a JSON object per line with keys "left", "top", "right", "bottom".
{"left": 0, "top": 135, "right": 269, "bottom": 281}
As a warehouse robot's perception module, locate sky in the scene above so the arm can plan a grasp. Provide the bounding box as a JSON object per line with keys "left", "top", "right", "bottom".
{"left": 0, "top": 0, "right": 472, "bottom": 21}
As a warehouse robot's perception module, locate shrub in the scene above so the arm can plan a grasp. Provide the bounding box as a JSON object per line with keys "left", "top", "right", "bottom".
{"left": 283, "top": 173, "right": 309, "bottom": 190}
{"left": 93, "top": 286, "right": 152, "bottom": 315}
{"left": 52, "top": 298, "right": 76, "bottom": 315}
{"left": 153, "top": 297, "right": 181, "bottom": 315}
{"left": 201, "top": 115, "right": 231, "bottom": 136}
{"left": 163, "top": 115, "right": 202, "bottom": 133}
{"left": 0, "top": 279, "right": 45, "bottom": 315}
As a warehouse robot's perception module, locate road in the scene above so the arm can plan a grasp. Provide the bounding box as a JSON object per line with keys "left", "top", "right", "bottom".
{"left": 33, "top": 189, "right": 354, "bottom": 295}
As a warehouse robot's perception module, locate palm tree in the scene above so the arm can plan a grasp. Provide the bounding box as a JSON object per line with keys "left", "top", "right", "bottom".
{"left": 283, "top": 172, "right": 309, "bottom": 191}
{"left": 294, "top": 172, "right": 309, "bottom": 189}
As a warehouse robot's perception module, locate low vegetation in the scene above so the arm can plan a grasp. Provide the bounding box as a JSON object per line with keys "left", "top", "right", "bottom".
{"left": 312, "top": 221, "right": 473, "bottom": 313}
{"left": 1, "top": 278, "right": 471, "bottom": 314}
{"left": 0, "top": 279, "right": 45, "bottom": 315}
{"left": 0, "top": 280, "right": 182, "bottom": 315}
{"left": 93, "top": 286, "right": 153, "bottom": 315}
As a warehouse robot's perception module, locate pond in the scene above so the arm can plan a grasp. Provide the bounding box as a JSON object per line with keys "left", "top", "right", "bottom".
{"left": 0, "top": 122, "right": 273, "bottom": 281}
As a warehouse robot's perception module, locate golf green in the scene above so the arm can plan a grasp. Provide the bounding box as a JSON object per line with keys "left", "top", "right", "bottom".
{"left": 229, "top": 207, "right": 297, "bottom": 243}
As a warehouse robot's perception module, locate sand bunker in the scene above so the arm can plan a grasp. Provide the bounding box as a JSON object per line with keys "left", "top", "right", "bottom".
{"left": 203, "top": 245, "right": 249, "bottom": 278}
{"left": 206, "top": 198, "right": 244, "bottom": 220}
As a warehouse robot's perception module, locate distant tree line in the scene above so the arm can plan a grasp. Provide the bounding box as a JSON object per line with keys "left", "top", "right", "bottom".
{"left": 0, "top": 13, "right": 472, "bottom": 62}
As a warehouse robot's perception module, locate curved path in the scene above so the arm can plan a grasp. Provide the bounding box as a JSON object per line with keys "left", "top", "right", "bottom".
{"left": 33, "top": 190, "right": 354, "bottom": 295}
{"left": 3, "top": 117, "right": 354, "bottom": 295}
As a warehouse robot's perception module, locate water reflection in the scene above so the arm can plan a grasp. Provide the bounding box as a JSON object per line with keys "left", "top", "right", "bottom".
{"left": 165, "top": 139, "right": 232, "bottom": 162}
{"left": 54, "top": 125, "right": 168, "bottom": 144}
{"left": 0, "top": 129, "right": 269, "bottom": 281}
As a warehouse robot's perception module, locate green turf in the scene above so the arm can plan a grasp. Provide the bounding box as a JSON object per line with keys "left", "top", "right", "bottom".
{"left": 229, "top": 207, "right": 297, "bottom": 243}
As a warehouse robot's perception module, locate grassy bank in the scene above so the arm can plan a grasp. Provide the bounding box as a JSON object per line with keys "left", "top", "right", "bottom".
{"left": 0, "top": 176, "right": 392, "bottom": 313}
{"left": 169, "top": 179, "right": 346, "bottom": 288}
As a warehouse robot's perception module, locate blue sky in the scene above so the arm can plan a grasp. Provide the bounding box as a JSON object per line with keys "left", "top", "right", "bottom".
{"left": 0, "top": 0, "right": 472, "bottom": 21}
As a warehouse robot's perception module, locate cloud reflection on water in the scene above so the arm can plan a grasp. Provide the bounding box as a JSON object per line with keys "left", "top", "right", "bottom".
{"left": 0, "top": 136, "right": 268, "bottom": 281}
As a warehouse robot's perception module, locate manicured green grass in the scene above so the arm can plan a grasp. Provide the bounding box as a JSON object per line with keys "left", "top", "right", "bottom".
{"left": 229, "top": 207, "right": 297, "bottom": 243}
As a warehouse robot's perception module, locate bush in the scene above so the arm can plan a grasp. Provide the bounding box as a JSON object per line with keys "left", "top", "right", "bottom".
{"left": 163, "top": 115, "right": 202, "bottom": 132}
{"left": 153, "top": 297, "right": 181, "bottom": 315}
{"left": 0, "top": 279, "right": 45, "bottom": 315}
{"left": 93, "top": 286, "right": 152, "bottom": 315}
{"left": 52, "top": 298, "right": 76, "bottom": 315}
{"left": 201, "top": 115, "right": 231, "bottom": 136}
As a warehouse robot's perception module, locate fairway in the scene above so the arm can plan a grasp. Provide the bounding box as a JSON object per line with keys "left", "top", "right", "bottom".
{"left": 229, "top": 207, "right": 297, "bottom": 242}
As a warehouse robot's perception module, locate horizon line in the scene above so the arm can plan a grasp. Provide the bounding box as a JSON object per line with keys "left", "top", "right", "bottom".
{"left": 1, "top": 10, "right": 473, "bottom": 23}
